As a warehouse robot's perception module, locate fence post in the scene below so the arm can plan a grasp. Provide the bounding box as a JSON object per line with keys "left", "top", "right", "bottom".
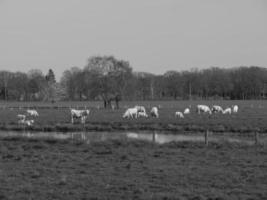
{"left": 152, "top": 131, "right": 156, "bottom": 142}
{"left": 255, "top": 132, "right": 259, "bottom": 145}
{"left": 205, "top": 130, "right": 209, "bottom": 146}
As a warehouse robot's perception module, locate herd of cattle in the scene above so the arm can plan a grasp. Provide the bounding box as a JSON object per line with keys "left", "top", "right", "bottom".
{"left": 17, "top": 109, "right": 39, "bottom": 126}
{"left": 122, "top": 104, "right": 239, "bottom": 119}
{"left": 16, "top": 104, "right": 239, "bottom": 126}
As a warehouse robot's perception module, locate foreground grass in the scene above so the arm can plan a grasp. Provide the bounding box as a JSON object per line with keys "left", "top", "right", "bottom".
{"left": 0, "top": 137, "right": 266, "bottom": 200}
{"left": 0, "top": 100, "right": 267, "bottom": 133}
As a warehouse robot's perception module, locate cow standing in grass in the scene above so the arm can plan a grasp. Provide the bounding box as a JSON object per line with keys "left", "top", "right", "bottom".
{"left": 223, "top": 107, "right": 232, "bottom": 114}
{"left": 70, "top": 109, "right": 90, "bottom": 124}
{"left": 24, "top": 120, "right": 34, "bottom": 126}
{"left": 26, "top": 109, "right": 39, "bottom": 117}
{"left": 17, "top": 114, "right": 26, "bottom": 123}
{"left": 211, "top": 105, "right": 223, "bottom": 114}
{"left": 135, "top": 105, "right": 148, "bottom": 118}
{"left": 175, "top": 111, "right": 184, "bottom": 118}
{"left": 123, "top": 108, "right": 138, "bottom": 119}
{"left": 196, "top": 105, "right": 212, "bottom": 115}
{"left": 184, "top": 108, "right": 190, "bottom": 114}
{"left": 137, "top": 111, "right": 148, "bottom": 118}
{"left": 135, "top": 105, "right": 146, "bottom": 114}
{"left": 151, "top": 107, "right": 159, "bottom": 118}
{"left": 17, "top": 114, "right": 34, "bottom": 126}
{"left": 232, "top": 105, "right": 238, "bottom": 113}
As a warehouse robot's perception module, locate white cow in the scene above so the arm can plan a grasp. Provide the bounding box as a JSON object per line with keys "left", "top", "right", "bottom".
{"left": 26, "top": 109, "right": 39, "bottom": 117}
{"left": 184, "top": 108, "right": 190, "bottom": 114}
{"left": 150, "top": 107, "right": 159, "bottom": 118}
{"left": 18, "top": 118, "right": 34, "bottom": 126}
{"left": 223, "top": 107, "right": 232, "bottom": 114}
{"left": 196, "top": 105, "right": 212, "bottom": 114}
{"left": 137, "top": 111, "right": 148, "bottom": 118}
{"left": 24, "top": 120, "right": 34, "bottom": 126}
{"left": 135, "top": 105, "right": 146, "bottom": 114}
{"left": 211, "top": 105, "right": 223, "bottom": 114}
{"left": 17, "top": 114, "right": 27, "bottom": 125}
{"left": 123, "top": 108, "right": 138, "bottom": 119}
{"left": 175, "top": 111, "right": 184, "bottom": 118}
{"left": 232, "top": 105, "right": 238, "bottom": 113}
{"left": 70, "top": 109, "right": 90, "bottom": 124}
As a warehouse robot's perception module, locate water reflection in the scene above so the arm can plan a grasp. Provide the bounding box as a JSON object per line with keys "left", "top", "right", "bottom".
{"left": 127, "top": 132, "right": 153, "bottom": 142}
{"left": 0, "top": 131, "right": 266, "bottom": 145}
{"left": 126, "top": 132, "right": 251, "bottom": 144}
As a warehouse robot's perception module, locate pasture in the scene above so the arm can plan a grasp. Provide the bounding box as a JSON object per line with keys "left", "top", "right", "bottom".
{"left": 0, "top": 137, "right": 266, "bottom": 199}
{"left": 0, "top": 100, "right": 267, "bottom": 133}
{"left": 1, "top": 101, "right": 267, "bottom": 199}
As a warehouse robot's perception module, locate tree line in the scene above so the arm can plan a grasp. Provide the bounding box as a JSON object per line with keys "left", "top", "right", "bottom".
{"left": 1, "top": 56, "right": 267, "bottom": 105}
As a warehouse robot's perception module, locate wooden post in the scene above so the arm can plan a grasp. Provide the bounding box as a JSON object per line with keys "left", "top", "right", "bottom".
{"left": 152, "top": 132, "right": 156, "bottom": 142}
{"left": 205, "top": 130, "right": 209, "bottom": 146}
{"left": 255, "top": 132, "right": 259, "bottom": 145}
{"left": 81, "top": 132, "right": 85, "bottom": 140}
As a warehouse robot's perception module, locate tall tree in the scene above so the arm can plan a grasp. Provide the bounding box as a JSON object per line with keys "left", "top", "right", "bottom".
{"left": 27, "top": 69, "right": 46, "bottom": 101}
{"left": 60, "top": 67, "right": 81, "bottom": 100}
{"left": 84, "top": 56, "right": 133, "bottom": 108}
{"left": 0, "top": 71, "right": 12, "bottom": 100}
{"left": 43, "top": 69, "right": 57, "bottom": 102}
{"left": 45, "top": 69, "right": 56, "bottom": 84}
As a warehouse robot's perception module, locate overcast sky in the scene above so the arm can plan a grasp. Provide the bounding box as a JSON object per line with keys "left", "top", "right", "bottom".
{"left": 0, "top": 0, "right": 267, "bottom": 80}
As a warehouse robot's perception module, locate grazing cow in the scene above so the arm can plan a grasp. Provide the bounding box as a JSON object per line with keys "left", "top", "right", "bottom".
{"left": 17, "top": 114, "right": 27, "bottom": 125}
{"left": 196, "top": 105, "right": 212, "bottom": 114}
{"left": 17, "top": 114, "right": 26, "bottom": 122}
{"left": 137, "top": 111, "right": 148, "bottom": 118}
{"left": 18, "top": 118, "right": 34, "bottom": 126}
{"left": 135, "top": 105, "right": 148, "bottom": 118}
{"left": 70, "top": 109, "right": 90, "bottom": 124}
{"left": 211, "top": 105, "right": 223, "bottom": 114}
{"left": 150, "top": 107, "right": 159, "bottom": 118}
{"left": 184, "top": 108, "right": 190, "bottom": 114}
{"left": 123, "top": 108, "right": 138, "bottom": 119}
{"left": 175, "top": 111, "right": 184, "bottom": 118}
{"left": 135, "top": 105, "right": 146, "bottom": 114}
{"left": 26, "top": 109, "right": 39, "bottom": 117}
{"left": 223, "top": 107, "right": 232, "bottom": 114}
{"left": 24, "top": 120, "right": 34, "bottom": 126}
{"left": 232, "top": 105, "right": 238, "bottom": 113}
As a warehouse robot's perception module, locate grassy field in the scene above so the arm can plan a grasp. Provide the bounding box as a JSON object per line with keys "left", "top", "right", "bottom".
{"left": 0, "top": 100, "right": 267, "bottom": 133}
{"left": 0, "top": 137, "right": 266, "bottom": 200}
{"left": 1, "top": 101, "right": 267, "bottom": 200}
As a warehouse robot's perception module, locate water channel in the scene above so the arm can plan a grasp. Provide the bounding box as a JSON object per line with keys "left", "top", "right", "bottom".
{"left": 0, "top": 130, "right": 266, "bottom": 145}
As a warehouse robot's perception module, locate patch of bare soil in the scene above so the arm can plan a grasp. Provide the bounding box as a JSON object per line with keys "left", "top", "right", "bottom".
{"left": 0, "top": 137, "right": 266, "bottom": 200}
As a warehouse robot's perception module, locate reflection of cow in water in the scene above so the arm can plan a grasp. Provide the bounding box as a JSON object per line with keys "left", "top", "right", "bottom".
{"left": 102, "top": 93, "right": 121, "bottom": 109}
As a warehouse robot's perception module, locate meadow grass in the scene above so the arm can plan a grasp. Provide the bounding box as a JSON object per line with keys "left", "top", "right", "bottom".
{"left": 0, "top": 100, "right": 266, "bottom": 133}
